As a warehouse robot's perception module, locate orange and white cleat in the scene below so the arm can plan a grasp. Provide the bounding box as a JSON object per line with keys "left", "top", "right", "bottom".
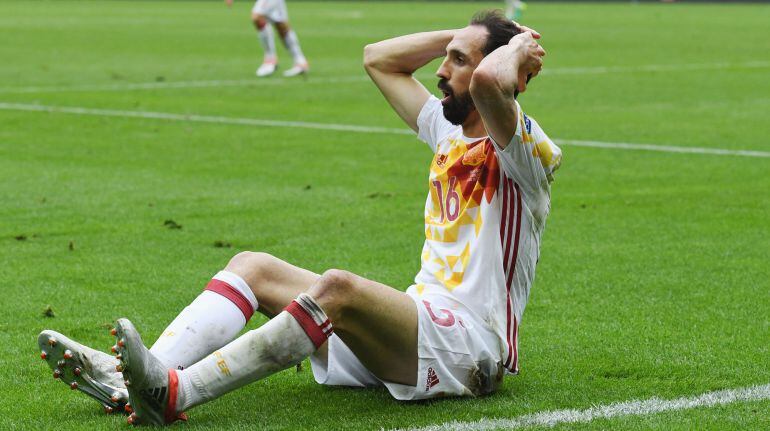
{"left": 37, "top": 330, "right": 129, "bottom": 414}
{"left": 283, "top": 61, "right": 309, "bottom": 78}
{"left": 114, "top": 318, "right": 188, "bottom": 426}
{"left": 256, "top": 59, "right": 278, "bottom": 78}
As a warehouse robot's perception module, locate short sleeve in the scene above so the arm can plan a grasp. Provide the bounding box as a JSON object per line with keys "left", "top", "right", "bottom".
{"left": 491, "top": 104, "right": 562, "bottom": 223}
{"left": 417, "top": 95, "right": 456, "bottom": 153}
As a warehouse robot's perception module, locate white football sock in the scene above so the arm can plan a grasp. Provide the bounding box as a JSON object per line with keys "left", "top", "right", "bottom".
{"left": 282, "top": 30, "right": 307, "bottom": 65}
{"left": 258, "top": 24, "right": 277, "bottom": 62}
{"left": 175, "top": 293, "right": 331, "bottom": 411}
{"left": 149, "top": 271, "right": 258, "bottom": 370}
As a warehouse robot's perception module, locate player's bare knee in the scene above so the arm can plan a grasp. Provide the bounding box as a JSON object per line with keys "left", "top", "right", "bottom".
{"left": 225, "top": 251, "right": 278, "bottom": 287}
{"left": 252, "top": 14, "right": 267, "bottom": 29}
{"left": 308, "top": 269, "right": 357, "bottom": 322}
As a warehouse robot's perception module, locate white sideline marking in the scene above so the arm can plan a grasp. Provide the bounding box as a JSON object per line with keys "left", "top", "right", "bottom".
{"left": 1, "top": 61, "right": 767, "bottom": 94}
{"left": 0, "top": 102, "right": 412, "bottom": 135}
{"left": 538, "top": 60, "right": 770, "bottom": 76}
{"left": 399, "top": 383, "right": 770, "bottom": 431}
{"left": 555, "top": 139, "right": 770, "bottom": 158}
{"left": 1, "top": 102, "right": 768, "bottom": 159}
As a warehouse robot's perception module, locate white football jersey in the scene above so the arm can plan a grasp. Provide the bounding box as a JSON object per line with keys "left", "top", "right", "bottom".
{"left": 407, "top": 96, "right": 562, "bottom": 373}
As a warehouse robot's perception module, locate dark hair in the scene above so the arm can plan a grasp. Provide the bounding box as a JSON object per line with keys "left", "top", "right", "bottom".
{"left": 470, "top": 10, "right": 523, "bottom": 56}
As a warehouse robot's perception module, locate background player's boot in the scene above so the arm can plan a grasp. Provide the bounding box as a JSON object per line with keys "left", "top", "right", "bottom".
{"left": 37, "top": 330, "right": 129, "bottom": 414}
{"left": 283, "top": 61, "right": 308, "bottom": 77}
{"left": 256, "top": 59, "right": 277, "bottom": 77}
{"left": 114, "top": 318, "right": 186, "bottom": 426}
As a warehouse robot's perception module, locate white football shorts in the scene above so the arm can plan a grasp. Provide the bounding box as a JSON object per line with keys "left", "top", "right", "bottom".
{"left": 252, "top": 0, "right": 289, "bottom": 23}
{"left": 309, "top": 290, "right": 504, "bottom": 400}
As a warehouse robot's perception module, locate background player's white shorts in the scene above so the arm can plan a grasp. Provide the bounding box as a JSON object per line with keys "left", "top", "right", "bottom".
{"left": 309, "top": 291, "right": 504, "bottom": 400}
{"left": 252, "top": 0, "right": 289, "bottom": 23}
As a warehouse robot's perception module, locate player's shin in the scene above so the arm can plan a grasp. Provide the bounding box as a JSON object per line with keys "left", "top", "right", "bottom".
{"left": 148, "top": 271, "right": 258, "bottom": 370}
{"left": 282, "top": 30, "right": 307, "bottom": 66}
{"left": 175, "top": 293, "right": 331, "bottom": 411}
{"left": 258, "top": 23, "right": 277, "bottom": 62}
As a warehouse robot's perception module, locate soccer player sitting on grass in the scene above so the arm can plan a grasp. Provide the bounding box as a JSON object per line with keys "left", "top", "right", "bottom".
{"left": 37, "top": 10, "right": 561, "bottom": 425}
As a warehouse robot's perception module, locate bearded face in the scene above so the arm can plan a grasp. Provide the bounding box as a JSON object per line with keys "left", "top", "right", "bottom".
{"left": 438, "top": 78, "right": 475, "bottom": 126}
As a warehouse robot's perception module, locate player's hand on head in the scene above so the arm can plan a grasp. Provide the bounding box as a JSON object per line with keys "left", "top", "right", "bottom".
{"left": 513, "top": 22, "right": 541, "bottom": 40}
{"left": 224, "top": 0, "right": 233, "bottom": 7}
{"left": 509, "top": 32, "right": 545, "bottom": 94}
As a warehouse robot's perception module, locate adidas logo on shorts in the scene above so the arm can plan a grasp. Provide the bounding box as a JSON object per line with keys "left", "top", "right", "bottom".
{"left": 425, "top": 367, "right": 440, "bottom": 391}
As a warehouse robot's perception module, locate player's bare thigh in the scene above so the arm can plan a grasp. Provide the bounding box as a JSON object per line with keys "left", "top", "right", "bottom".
{"left": 224, "top": 252, "right": 418, "bottom": 386}
{"left": 224, "top": 251, "right": 319, "bottom": 318}
{"left": 307, "top": 270, "right": 418, "bottom": 386}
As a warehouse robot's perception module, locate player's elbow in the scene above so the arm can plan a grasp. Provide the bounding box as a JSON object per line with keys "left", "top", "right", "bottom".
{"left": 363, "top": 44, "right": 378, "bottom": 70}
{"left": 469, "top": 67, "right": 499, "bottom": 100}
{"left": 363, "top": 42, "right": 386, "bottom": 71}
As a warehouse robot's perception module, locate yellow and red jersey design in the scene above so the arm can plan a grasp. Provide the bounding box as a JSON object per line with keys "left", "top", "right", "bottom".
{"left": 410, "top": 96, "right": 560, "bottom": 374}
{"left": 420, "top": 137, "right": 500, "bottom": 291}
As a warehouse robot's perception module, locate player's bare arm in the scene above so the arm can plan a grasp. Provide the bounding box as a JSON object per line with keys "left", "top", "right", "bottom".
{"left": 364, "top": 30, "right": 457, "bottom": 131}
{"left": 469, "top": 31, "right": 545, "bottom": 148}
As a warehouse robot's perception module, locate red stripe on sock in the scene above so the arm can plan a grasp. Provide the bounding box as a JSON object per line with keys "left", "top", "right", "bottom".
{"left": 284, "top": 301, "right": 330, "bottom": 349}
{"left": 165, "top": 369, "right": 180, "bottom": 424}
{"left": 205, "top": 279, "right": 254, "bottom": 321}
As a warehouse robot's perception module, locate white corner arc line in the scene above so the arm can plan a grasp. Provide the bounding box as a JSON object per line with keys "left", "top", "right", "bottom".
{"left": 1, "top": 102, "right": 768, "bottom": 158}
{"left": 397, "top": 383, "right": 770, "bottom": 431}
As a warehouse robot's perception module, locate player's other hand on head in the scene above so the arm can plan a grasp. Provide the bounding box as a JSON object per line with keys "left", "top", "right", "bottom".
{"left": 509, "top": 31, "right": 545, "bottom": 94}
{"left": 513, "top": 22, "right": 541, "bottom": 40}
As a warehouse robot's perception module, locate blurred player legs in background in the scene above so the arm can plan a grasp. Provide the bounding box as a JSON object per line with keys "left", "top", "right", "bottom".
{"left": 504, "top": 0, "right": 526, "bottom": 21}
{"left": 227, "top": 0, "right": 308, "bottom": 77}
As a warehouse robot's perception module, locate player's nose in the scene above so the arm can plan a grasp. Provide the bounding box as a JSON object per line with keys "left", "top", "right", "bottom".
{"left": 435, "top": 59, "right": 450, "bottom": 80}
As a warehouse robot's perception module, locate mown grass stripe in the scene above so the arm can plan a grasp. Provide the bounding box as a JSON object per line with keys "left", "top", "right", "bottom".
{"left": 1, "top": 102, "right": 768, "bottom": 158}
{"left": 1, "top": 61, "right": 767, "bottom": 94}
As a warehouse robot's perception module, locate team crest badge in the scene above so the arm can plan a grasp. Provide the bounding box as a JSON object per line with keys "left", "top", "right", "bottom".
{"left": 462, "top": 141, "right": 487, "bottom": 166}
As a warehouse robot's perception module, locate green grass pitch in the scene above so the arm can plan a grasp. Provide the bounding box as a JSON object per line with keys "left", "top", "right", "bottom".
{"left": 1, "top": 1, "right": 769, "bottom": 429}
